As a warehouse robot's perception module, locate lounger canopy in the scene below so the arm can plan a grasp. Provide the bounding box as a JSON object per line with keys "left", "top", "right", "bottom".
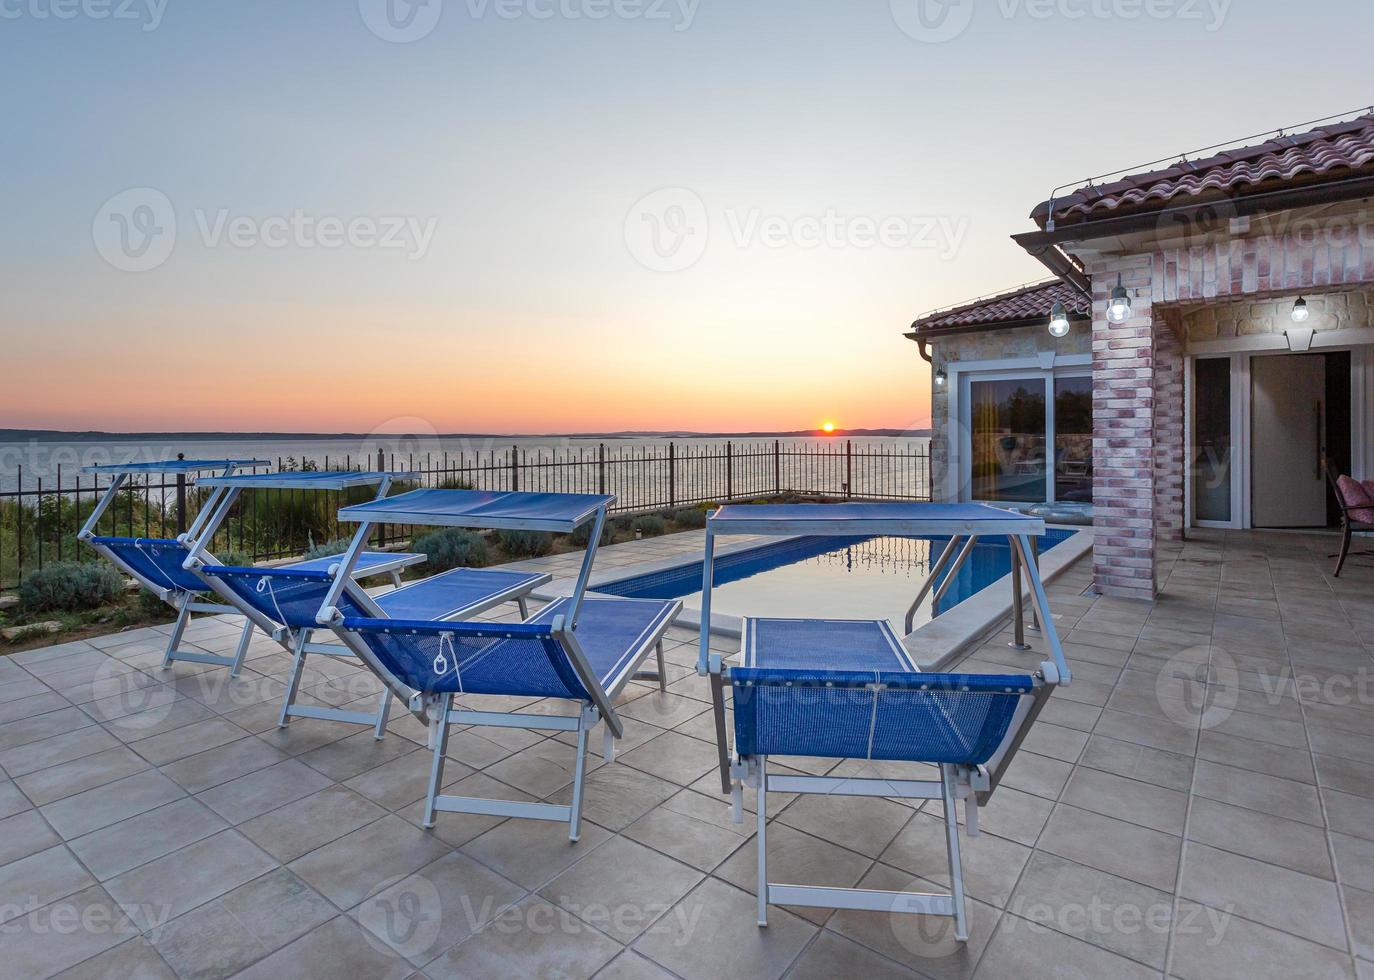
{"left": 81, "top": 459, "right": 268, "bottom": 476}
{"left": 195, "top": 470, "right": 418, "bottom": 491}
{"left": 338, "top": 489, "right": 613, "bottom": 532}
{"left": 322, "top": 488, "right": 680, "bottom": 840}
{"left": 706, "top": 501, "right": 1048, "bottom": 536}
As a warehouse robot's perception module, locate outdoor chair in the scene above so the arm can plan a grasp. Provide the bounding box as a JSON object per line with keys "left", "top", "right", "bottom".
{"left": 731, "top": 617, "right": 1058, "bottom": 940}
{"left": 183, "top": 471, "right": 546, "bottom": 735}
{"left": 1325, "top": 460, "right": 1374, "bottom": 577}
{"left": 697, "top": 502, "right": 1071, "bottom": 941}
{"left": 74, "top": 460, "right": 406, "bottom": 677}
{"left": 320, "top": 489, "right": 681, "bottom": 840}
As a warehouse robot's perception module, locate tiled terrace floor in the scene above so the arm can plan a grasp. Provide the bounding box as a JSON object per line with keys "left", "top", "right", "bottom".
{"left": 0, "top": 529, "right": 1370, "bottom": 978}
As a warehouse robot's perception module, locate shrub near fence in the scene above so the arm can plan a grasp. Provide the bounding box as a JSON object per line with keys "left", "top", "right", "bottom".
{"left": 0, "top": 440, "right": 930, "bottom": 591}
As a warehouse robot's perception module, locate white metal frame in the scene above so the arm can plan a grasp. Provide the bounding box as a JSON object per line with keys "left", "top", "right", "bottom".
{"left": 318, "top": 490, "right": 679, "bottom": 840}
{"left": 696, "top": 503, "right": 1070, "bottom": 935}
{"left": 78, "top": 460, "right": 267, "bottom": 677}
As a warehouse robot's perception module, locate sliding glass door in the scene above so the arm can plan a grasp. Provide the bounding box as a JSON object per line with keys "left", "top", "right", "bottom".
{"left": 968, "top": 378, "right": 1047, "bottom": 502}
{"left": 1053, "top": 377, "right": 1093, "bottom": 503}
{"left": 964, "top": 371, "right": 1091, "bottom": 504}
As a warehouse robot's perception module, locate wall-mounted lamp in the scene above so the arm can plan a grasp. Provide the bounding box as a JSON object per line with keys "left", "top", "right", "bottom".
{"left": 1285, "top": 325, "right": 1314, "bottom": 352}
{"left": 1107, "top": 274, "right": 1132, "bottom": 324}
{"left": 1291, "top": 296, "right": 1310, "bottom": 323}
{"left": 1048, "top": 301, "right": 1071, "bottom": 337}
{"left": 934, "top": 368, "right": 947, "bottom": 388}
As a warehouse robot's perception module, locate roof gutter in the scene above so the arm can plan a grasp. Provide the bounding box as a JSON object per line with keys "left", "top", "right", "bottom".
{"left": 904, "top": 311, "right": 1091, "bottom": 342}
{"left": 1016, "top": 172, "right": 1374, "bottom": 249}
{"left": 1017, "top": 241, "right": 1091, "bottom": 296}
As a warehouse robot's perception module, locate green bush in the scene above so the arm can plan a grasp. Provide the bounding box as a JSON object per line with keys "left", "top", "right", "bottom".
{"left": 496, "top": 529, "right": 553, "bottom": 557}
{"left": 303, "top": 538, "right": 350, "bottom": 560}
{"left": 18, "top": 561, "right": 124, "bottom": 613}
{"left": 436, "top": 477, "right": 475, "bottom": 490}
{"left": 634, "top": 515, "right": 667, "bottom": 537}
{"left": 671, "top": 508, "right": 707, "bottom": 528}
{"left": 569, "top": 521, "right": 612, "bottom": 548}
{"left": 412, "top": 529, "right": 489, "bottom": 571}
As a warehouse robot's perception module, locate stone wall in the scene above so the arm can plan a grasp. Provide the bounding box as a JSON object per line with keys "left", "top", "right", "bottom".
{"left": 1182, "top": 288, "right": 1372, "bottom": 342}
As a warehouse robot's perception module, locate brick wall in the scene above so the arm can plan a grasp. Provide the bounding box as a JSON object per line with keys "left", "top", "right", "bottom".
{"left": 1153, "top": 314, "right": 1185, "bottom": 544}
{"left": 1088, "top": 257, "right": 1158, "bottom": 600}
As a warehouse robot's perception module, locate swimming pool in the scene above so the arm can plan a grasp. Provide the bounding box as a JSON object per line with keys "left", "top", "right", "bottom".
{"left": 596, "top": 529, "right": 1076, "bottom": 634}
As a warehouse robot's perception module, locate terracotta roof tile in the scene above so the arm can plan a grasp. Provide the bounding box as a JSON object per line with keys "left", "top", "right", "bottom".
{"left": 911, "top": 279, "right": 1088, "bottom": 332}
{"left": 1033, "top": 112, "right": 1374, "bottom": 228}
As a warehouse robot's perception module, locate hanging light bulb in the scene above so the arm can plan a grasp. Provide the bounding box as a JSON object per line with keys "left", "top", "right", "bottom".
{"left": 1048, "top": 301, "right": 1071, "bottom": 337}
{"left": 934, "top": 368, "right": 947, "bottom": 388}
{"left": 1107, "top": 274, "right": 1132, "bottom": 324}
{"left": 1291, "top": 296, "right": 1310, "bottom": 322}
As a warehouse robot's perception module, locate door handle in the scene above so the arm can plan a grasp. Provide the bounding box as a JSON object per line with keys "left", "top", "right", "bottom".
{"left": 1315, "top": 400, "right": 1323, "bottom": 481}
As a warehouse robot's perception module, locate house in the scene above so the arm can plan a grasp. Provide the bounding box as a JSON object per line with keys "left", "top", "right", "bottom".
{"left": 908, "top": 110, "right": 1374, "bottom": 601}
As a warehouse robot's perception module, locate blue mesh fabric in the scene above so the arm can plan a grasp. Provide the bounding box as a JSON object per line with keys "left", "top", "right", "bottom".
{"left": 287, "top": 552, "right": 417, "bottom": 576}
{"left": 731, "top": 670, "right": 1033, "bottom": 764}
{"left": 339, "top": 618, "right": 586, "bottom": 698}
{"left": 339, "top": 596, "right": 676, "bottom": 698}
{"left": 744, "top": 618, "right": 914, "bottom": 672}
{"left": 90, "top": 537, "right": 205, "bottom": 593}
{"left": 201, "top": 567, "right": 369, "bottom": 629}
{"left": 376, "top": 569, "right": 542, "bottom": 620}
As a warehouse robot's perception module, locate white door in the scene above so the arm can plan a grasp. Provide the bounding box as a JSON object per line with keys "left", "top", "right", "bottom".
{"left": 1251, "top": 354, "right": 1326, "bottom": 527}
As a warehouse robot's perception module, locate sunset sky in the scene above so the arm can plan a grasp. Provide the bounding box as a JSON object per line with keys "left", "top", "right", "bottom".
{"left": 3, "top": 1, "right": 1369, "bottom": 434}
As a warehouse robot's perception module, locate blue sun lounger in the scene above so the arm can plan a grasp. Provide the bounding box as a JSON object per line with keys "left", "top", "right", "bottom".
{"left": 183, "top": 472, "right": 547, "bottom": 737}
{"left": 699, "top": 503, "right": 1071, "bottom": 941}
{"left": 79, "top": 462, "right": 426, "bottom": 678}
{"left": 320, "top": 489, "right": 681, "bottom": 840}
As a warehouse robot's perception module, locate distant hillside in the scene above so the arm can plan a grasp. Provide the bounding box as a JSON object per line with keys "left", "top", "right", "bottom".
{"left": 1, "top": 427, "right": 931, "bottom": 442}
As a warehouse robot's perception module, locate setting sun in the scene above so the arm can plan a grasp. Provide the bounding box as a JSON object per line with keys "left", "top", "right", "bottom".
{"left": 821, "top": 422, "right": 836, "bottom": 433}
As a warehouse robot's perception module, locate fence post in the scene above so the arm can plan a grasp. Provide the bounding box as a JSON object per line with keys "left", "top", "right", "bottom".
{"left": 173, "top": 452, "right": 188, "bottom": 535}
{"left": 376, "top": 446, "right": 385, "bottom": 473}
{"left": 598, "top": 443, "right": 606, "bottom": 495}
{"left": 845, "top": 441, "right": 853, "bottom": 500}
{"left": 510, "top": 445, "right": 519, "bottom": 491}
{"left": 668, "top": 442, "right": 676, "bottom": 508}
{"left": 726, "top": 441, "right": 733, "bottom": 500}
{"left": 774, "top": 440, "right": 780, "bottom": 495}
